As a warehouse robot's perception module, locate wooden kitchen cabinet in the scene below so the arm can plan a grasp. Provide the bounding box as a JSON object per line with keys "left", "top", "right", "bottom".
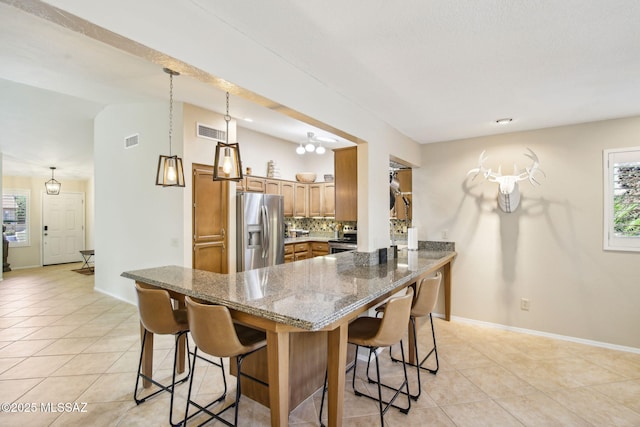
{"left": 308, "top": 184, "right": 323, "bottom": 217}
{"left": 334, "top": 146, "right": 357, "bottom": 221}
{"left": 294, "top": 183, "right": 308, "bottom": 217}
{"left": 244, "top": 176, "right": 266, "bottom": 192}
{"left": 310, "top": 241, "right": 329, "bottom": 257}
{"left": 323, "top": 183, "right": 335, "bottom": 217}
{"left": 265, "top": 179, "right": 281, "bottom": 195}
{"left": 284, "top": 242, "right": 311, "bottom": 262}
{"left": 309, "top": 183, "right": 335, "bottom": 217}
{"left": 393, "top": 169, "right": 412, "bottom": 220}
{"left": 281, "top": 181, "right": 295, "bottom": 217}
{"left": 192, "top": 164, "right": 227, "bottom": 273}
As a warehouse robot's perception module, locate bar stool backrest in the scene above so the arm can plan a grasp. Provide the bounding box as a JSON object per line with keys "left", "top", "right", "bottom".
{"left": 411, "top": 273, "right": 442, "bottom": 318}
{"left": 185, "top": 296, "right": 248, "bottom": 358}
{"left": 135, "top": 282, "right": 185, "bottom": 335}
{"left": 369, "top": 288, "right": 414, "bottom": 347}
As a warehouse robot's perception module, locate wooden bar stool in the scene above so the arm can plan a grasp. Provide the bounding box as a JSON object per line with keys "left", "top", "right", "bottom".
{"left": 320, "top": 288, "right": 414, "bottom": 427}
{"left": 183, "top": 296, "right": 267, "bottom": 427}
{"left": 376, "top": 272, "right": 442, "bottom": 400}
{"left": 133, "top": 282, "right": 192, "bottom": 427}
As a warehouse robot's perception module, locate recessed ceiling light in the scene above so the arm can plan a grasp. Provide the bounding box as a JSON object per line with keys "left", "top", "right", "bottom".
{"left": 495, "top": 118, "right": 513, "bottom": 125}
{"left": 243, "top": 117, "right": 253, "bottom": 122}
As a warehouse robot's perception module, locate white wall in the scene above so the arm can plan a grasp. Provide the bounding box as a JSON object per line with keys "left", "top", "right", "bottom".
{"left": 237, "top": 127, "right": 335, "bottom": 182}
{"left": 2, "top": 175, "right": 92, "bottom": 269}
{"left": 417, "top": 116, "right": 640, "bottom": 349}
{"left": 43, "top": 0, "right": 421, "bottom": 252}
{"left": 94, "top": 102, "right": 184, "bottom": 303}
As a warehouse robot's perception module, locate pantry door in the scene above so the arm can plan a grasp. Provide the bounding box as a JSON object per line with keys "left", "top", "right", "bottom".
{"left": 42, "top": 192, "right": 85, "bottom": 265}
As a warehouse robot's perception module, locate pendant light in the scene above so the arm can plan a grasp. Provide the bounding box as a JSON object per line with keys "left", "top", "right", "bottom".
{"left": 45, "top": 167, "right": 61, "bottom": 195}
{"left": 155, "top": 68, "right": 185, "bottom": 187}
{"left": 213, "top": 92, "right": 243, "bottom": 181}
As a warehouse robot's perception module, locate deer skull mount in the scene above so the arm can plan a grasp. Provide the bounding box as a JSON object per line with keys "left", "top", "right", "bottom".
{"left": 467, "top": 148, "right": 545, "bottom": 213}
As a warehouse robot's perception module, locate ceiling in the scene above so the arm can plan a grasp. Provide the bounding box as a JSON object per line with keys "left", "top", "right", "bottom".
{"left": 2, "top": 1, "right": 640, "bottom": 179}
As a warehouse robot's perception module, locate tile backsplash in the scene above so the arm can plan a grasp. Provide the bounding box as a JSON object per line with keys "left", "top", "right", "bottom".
{"left": 284, "top": 217, "right": 411, "bottom": 240}
{"left": 285, "top": 218, "right": 356, "bottom": 236}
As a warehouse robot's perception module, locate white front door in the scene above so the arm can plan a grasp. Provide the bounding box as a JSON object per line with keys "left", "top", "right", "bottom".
{"left": 42, "top": 192, "right": 85, "bottom": 265}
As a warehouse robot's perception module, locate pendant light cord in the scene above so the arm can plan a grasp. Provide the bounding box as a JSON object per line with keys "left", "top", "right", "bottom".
{"left": 169, "top": 72, "right": 174, "bottom": 157}
{"left": 225, "top": 92, "right": 231, "bottom": 144}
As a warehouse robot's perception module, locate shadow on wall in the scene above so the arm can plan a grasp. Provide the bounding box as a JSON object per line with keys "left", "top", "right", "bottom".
{"left": 462, "top": 178, "right": 554, "bottom": 282}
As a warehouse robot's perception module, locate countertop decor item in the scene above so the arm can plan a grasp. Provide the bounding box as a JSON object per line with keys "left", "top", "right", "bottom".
{"left": 296, "top": 172, "right": 316, "bottom": 183}
{"left": 324, "top": 174, "right": 334, "bottom": 182}
{"left": 155, "top": 68, "right": 185, "bottom": 187}
{"left": 267, "top": 160, "right": 281, "bottom": 178}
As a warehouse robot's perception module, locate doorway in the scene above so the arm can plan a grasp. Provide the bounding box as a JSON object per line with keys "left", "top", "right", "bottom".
{"left": 42, "top": 192, "right": 85, "bottom": 265}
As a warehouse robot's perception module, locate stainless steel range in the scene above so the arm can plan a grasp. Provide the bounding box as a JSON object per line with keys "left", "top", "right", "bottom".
{"left": 328, "top": 230, "right": 357, "bottom": 254}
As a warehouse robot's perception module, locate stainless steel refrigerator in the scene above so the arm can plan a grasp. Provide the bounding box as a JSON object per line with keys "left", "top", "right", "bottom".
{"left": 237, "top": 192, "right": 285, "bottom": 272}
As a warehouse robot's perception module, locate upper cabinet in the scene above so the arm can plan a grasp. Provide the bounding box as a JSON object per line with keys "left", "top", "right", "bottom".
{"left": 265, "top": 179, "right": 281, "bottom": 195}
{"left": 294, "top": 183, "right": 309, "bottom": 217}
{"left": 245, "top": 176, "right": 266, "bottom": 193}
{"left": 281, "top": 181, "right": 295, "bottom": 217}
{"left": 309, "top": 182, "right": 335, "bottom": 217}
{"left": 334, "top": 147, "right": 357, "bottom": 222}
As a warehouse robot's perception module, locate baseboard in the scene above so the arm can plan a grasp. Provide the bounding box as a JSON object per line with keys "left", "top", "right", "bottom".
{"left": 444, "top": 314, "right": 640, "bottom": 355}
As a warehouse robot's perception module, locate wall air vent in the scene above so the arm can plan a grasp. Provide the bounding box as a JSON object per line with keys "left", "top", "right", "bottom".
{"left": 124, "top": 133, "right": 139, "bottom": 149}
{"left": 197, "top": 122, "right": 226, "bottom": 142}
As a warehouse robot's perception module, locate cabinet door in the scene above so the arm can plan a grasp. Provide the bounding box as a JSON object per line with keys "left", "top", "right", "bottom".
{"left": 308, "top": 184, "right": 323, "bottom": 217}
{"left": 311, "top": 241, "right": 329, "bottom": 257}
{"left": 245, "top": 176, "right": 266, "bottom": 192}
{"left": 334, "top": 147, "right": 357, "bottom": 221}
{"left": 193, "top": 164, "right": 227, "bottom": 273}
{"left": 281, "top": 182, "right": 295, "bottom": 217}
{"left": 265, "top": 179, "right": 281, "bottom": 195}
{"left": 294, "top": 251, "right": 310, "bottom": 261}
{"left": 193, "top": 241, "right": 226, "bottom": 273}
{"left": 294, "top": 183, "right": 309, "bottom": 217}
{"left": 322, "top": 183, "right": 335, "bottom": 217}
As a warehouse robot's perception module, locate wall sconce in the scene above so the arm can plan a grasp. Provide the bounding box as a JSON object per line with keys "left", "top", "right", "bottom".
{"left": 45, "top": 167, "right": 61, "bottom": 195}
{"left": 213, "top": 92, "right": 243, "bottom": 181}
{"left": 155, "top": 68, "right": 185, "bottom": 187}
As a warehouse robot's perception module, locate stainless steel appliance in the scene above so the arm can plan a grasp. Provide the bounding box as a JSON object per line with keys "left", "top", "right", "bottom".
{"left": 328, "top": 230, "right": 357, "bottom": 254}
{"left": 237, "top": 192, "right": 285, "bottom": 271}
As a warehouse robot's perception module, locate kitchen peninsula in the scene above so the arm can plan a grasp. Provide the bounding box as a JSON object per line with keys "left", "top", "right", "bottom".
{"left": 122, "top": 246, "right": 456, "bottom": 427}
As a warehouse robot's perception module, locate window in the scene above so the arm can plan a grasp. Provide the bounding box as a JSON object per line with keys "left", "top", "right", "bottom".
{"left": 2, "top": 189, "right": 30, "bottom": 248}
{"left": 604, "top": 147, "right": 640, "bottom": 252}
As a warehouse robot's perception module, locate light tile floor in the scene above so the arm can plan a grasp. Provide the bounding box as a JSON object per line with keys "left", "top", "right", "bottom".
{"left": 1, "top": 264, "right": 639, "bottom": 426}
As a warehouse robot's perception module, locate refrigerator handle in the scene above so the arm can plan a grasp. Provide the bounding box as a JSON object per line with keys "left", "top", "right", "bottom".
{"left": 261, "top": 205, "right": 269, "bottom": 259}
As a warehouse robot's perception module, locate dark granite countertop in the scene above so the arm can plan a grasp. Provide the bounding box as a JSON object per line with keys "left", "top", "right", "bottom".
{"left": 122, "top": 248, "right": 455, "bottom": 331}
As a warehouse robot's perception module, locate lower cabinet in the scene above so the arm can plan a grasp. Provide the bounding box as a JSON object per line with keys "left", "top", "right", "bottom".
{"left": 193, "top": 241, "right": 226, "bottom": 273}
{"left": 285, "top": 241, "right": 327, "bottom": 263}
{"left": 311, "top": 242, "right": 329, "bottom": 257}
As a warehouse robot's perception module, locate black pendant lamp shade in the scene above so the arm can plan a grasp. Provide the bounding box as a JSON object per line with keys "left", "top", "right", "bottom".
{"left": 213, "top": 92, "right": 243, "bottom": 181}
{"left": 45, "top": 167, "right": 61, "bottom": 195}
{"left": 155, "top": 68, "right": 185, "bottom": 187}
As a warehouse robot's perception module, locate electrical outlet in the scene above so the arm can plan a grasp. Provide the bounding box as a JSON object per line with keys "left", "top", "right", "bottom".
{"left": 442, "top": 229, "right": 448, "bottom": 240}
{"left": 520, "top": 298, "right": 530, "bottom": 311}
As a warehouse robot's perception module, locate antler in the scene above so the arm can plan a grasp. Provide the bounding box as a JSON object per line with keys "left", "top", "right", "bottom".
{"left": 515, "top": 148, "right": 545, "bottom": 185}
{"left": 467, "top": 150, "right": 501, "bottom": 182}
